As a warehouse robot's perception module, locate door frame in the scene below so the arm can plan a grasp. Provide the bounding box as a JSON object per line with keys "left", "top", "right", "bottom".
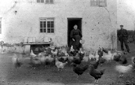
{"left": 67, "top": 18, "right": 82, "bottom": 47}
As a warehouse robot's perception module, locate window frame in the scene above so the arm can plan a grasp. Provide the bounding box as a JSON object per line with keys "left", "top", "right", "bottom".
{"left": 45, "top": 0, "right": 54, "bottom": 4}
{"left": 37, "top": 0, "right": 54, "bottom": 4}
{"left": 39, "top": 18, "right": 55, "bottom": 34}
{"left": 90, "top": 0, "right": 107, "bottom": 7}
{"left": 0, "top": 18, "right": 2, "bottom": 34}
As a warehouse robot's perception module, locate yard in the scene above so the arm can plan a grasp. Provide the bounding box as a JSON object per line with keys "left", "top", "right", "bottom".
{"left": 0, "top": 42, "right": 135, "bottom": 85}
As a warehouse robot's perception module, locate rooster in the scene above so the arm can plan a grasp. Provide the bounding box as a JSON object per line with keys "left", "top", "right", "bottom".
{"left": 51, "top": 48, "right": 58, "bottom": 57}
{"left": 115, "top": 64, "right": 133, "bottom": 77}
{"left": 12, "top": 54, "right": 23, "bottom": 68}
{"left": 72, "top": 64, "right": 89, "bottom": 79}
{"left": 89, "top": 65, "right": 105, "bottom": 84}
{"left": 55, "top": 57, "right": 68, "bottom": 71}
{"left": 113, "top": 52, "right": 127, "bottom": 64}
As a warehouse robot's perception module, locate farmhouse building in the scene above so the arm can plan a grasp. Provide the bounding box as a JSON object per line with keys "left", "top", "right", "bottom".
{"left": 0, "top": 0, "right": 117, "bottom": 52}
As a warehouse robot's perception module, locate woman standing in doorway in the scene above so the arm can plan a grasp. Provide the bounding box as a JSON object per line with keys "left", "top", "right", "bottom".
{"left": 70, "top": 25, "right": 82, "bottom": 51}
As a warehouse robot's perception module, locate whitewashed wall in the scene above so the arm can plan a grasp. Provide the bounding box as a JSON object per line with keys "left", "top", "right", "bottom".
{"left": 0, "top": 0, "right": 117, "bottom": 52}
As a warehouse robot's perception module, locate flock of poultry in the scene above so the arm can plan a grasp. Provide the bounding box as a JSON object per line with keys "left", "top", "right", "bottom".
{"left": 12, "top": 45, "right": 135, "bottom": 85}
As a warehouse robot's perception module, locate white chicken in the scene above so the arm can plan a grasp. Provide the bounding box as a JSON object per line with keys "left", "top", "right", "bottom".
{"left": 55, "top": 57, "right": 68, "bottom": 71}
{"left": 88, "top": 51, "right": 99, "bottom": 61}
{"left": 88, "top": 52, "right": 95, "bottom": 60}
{"left": 30, "top": 50, "right": 37, "bottom": 58}
{"left": 70, "top": 45, "right": 74, "bottom": 52}
{"left": 102, "top": 50, "right": 114, "bottom": 61}
{"left": 115, "top": 64, "right": 133, "bottom": 77}
{"left": 131, "top": 57, "right": 135, "bottom": 64}
{"left": 12, "top": 53, "right": 23, "bottom": 68}
{"left": 82, "top": 55, "right": 89, "bottom": 62}
{"left": 39, "top": 55, "right": 47, "bottom": 63}
{"left": 51, "top": 48, "right": 58, "bottom": 56}
{"left": 131, "top": 57, "right": 135, "bottom": 69}
{"left": 45, "top": 55, "right": 54, "bottom": 63}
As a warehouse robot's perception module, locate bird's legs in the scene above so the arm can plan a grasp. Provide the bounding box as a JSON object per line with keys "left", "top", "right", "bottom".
{"left": 94, "top": 79, "right": 98, "bottom": 85}
{"left": 77, "top": 75, "right": 79, "bottom": 79}
{"left": 119, "top": 73, "right": 123, "bottom": 78}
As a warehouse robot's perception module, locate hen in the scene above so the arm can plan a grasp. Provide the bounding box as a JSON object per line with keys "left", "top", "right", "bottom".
{"left": 55, "top": 57, "right": 68, "bottom": 71}
{"left": 89, "top": 65, "right": 105, "bottom": 84}
{"left": 113, "top": 52, "right": 127, "bottom": 64}
{"left": 30, "top": 50, "right": 37, "bottom": 58}
{"left": 72, "top": 52, "right": 84, "bottom": 65}
{"left": 115, "top": 64, "right": 133, "bottom": 77}
{"left": 73, "top": 64, "right": 89, "bottom": 79}
{"left": 131, "top": 57, "right": 135, "bottom": 64}
{"left": 102, "top": 50, "right": 114, "bottom": 62}
{"left": 131, "top": 57, "right": 135, "bottom": 70}
{"left": 12, "top": 54, "right": 23, "bottom": 68}
{"left": 44, "top": 55, "right": 54, "bottom": 66}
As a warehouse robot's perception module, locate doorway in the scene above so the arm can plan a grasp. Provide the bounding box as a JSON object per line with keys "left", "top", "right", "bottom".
{"left": 67, "top": 18, "right": 82, "bottom": 47}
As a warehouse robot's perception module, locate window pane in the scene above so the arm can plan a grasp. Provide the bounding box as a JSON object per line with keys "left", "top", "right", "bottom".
{"left": 47, "top": 28, "right": 50, "bottom": 33}
{"left": 44, "top": 21, "right": 46, "bottom": 27}
{"left": 47, "top": 21, "right": 51, "bottom": 27}
{"left": 50, "top": 0, "right": 53, "bottom": 3}
{"left": 37, "top": 0, "right": 40, "bottom": 3}
{"left": 51, "top": 29, "right": 54, "bottom": 33}
{"left": 40, "top": 21, "right": 42, "bottom": 28}
{"left": 41, "top": 0, "right": 44, "bottom": 3}
{"left": 46, "top": 0, "right": 49, "bottom": 3}
{"left": 40, "top": 29, "right": 43, "bottom": 32}
{"left": 50, "top": 21, "right": 54, "bottom": 27}
{"left": 46, "top": 0, "right": 53, "bottom": 3}
{"left": 99, "top": 0, "right": 106, "bottom": 7}
{"left": 44, "top": 29, "right": 46, "bottom": 32}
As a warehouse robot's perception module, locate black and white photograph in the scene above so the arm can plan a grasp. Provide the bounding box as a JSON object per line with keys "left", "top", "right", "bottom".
{"left": 0, "top": 0, "right": 135, "bottom": 85}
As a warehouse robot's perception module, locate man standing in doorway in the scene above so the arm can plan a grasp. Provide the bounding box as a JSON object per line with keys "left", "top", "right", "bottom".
{"left": 118, "top": 25, "right": 130, "bottom": 53}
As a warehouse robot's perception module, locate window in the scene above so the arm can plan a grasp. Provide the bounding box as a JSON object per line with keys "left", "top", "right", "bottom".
{"left": 37, "top": 0, "right": 54, "bottom": 4}
{"left": 37, "top": 0, "right": 44, "bottom": 3}
{"left": 91, "top": 0, "right": 107, "bottom": 7}
{"left": 40, "top": 18, "right": 54, "bottom": 33}
{"left": 0, "top": 18, "right": 1, "bottom": 34}
{"left": 46, "top": 0, "right": 53, "bottom": 4}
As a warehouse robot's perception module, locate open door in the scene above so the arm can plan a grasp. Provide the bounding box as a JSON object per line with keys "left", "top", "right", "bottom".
{"left": 67, "top": 18, "right": 82, "bottom": 47}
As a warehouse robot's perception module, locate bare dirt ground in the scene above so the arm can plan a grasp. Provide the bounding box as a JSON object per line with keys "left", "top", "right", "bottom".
{"left": 0, "top": 42, "right": 135, "bottom": 85}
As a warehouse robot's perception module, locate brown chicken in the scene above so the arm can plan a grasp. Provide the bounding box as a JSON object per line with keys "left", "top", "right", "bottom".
{"left": 89, "top": 65, "right": 105, "bottom": 84}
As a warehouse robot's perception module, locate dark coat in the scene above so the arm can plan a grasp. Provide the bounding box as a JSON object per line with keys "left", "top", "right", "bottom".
{"left": 117, "top": 29, "right": 128, "bottom": 41}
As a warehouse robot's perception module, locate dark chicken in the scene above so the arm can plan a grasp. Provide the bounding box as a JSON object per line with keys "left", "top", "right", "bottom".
{"left": 113, "top": 54, "right": 127, "bottom": 64}
{"left": 73, "top": 64, "right": 89, "bottom": 78}
{"left": 89, "top": 65, "right": 105, "bottom": 84}
{"left": 72, "top": 52, "right": 84, "bottom": 65}
{"left": 91, "top": 48, "right": 105, "bottom": 69}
